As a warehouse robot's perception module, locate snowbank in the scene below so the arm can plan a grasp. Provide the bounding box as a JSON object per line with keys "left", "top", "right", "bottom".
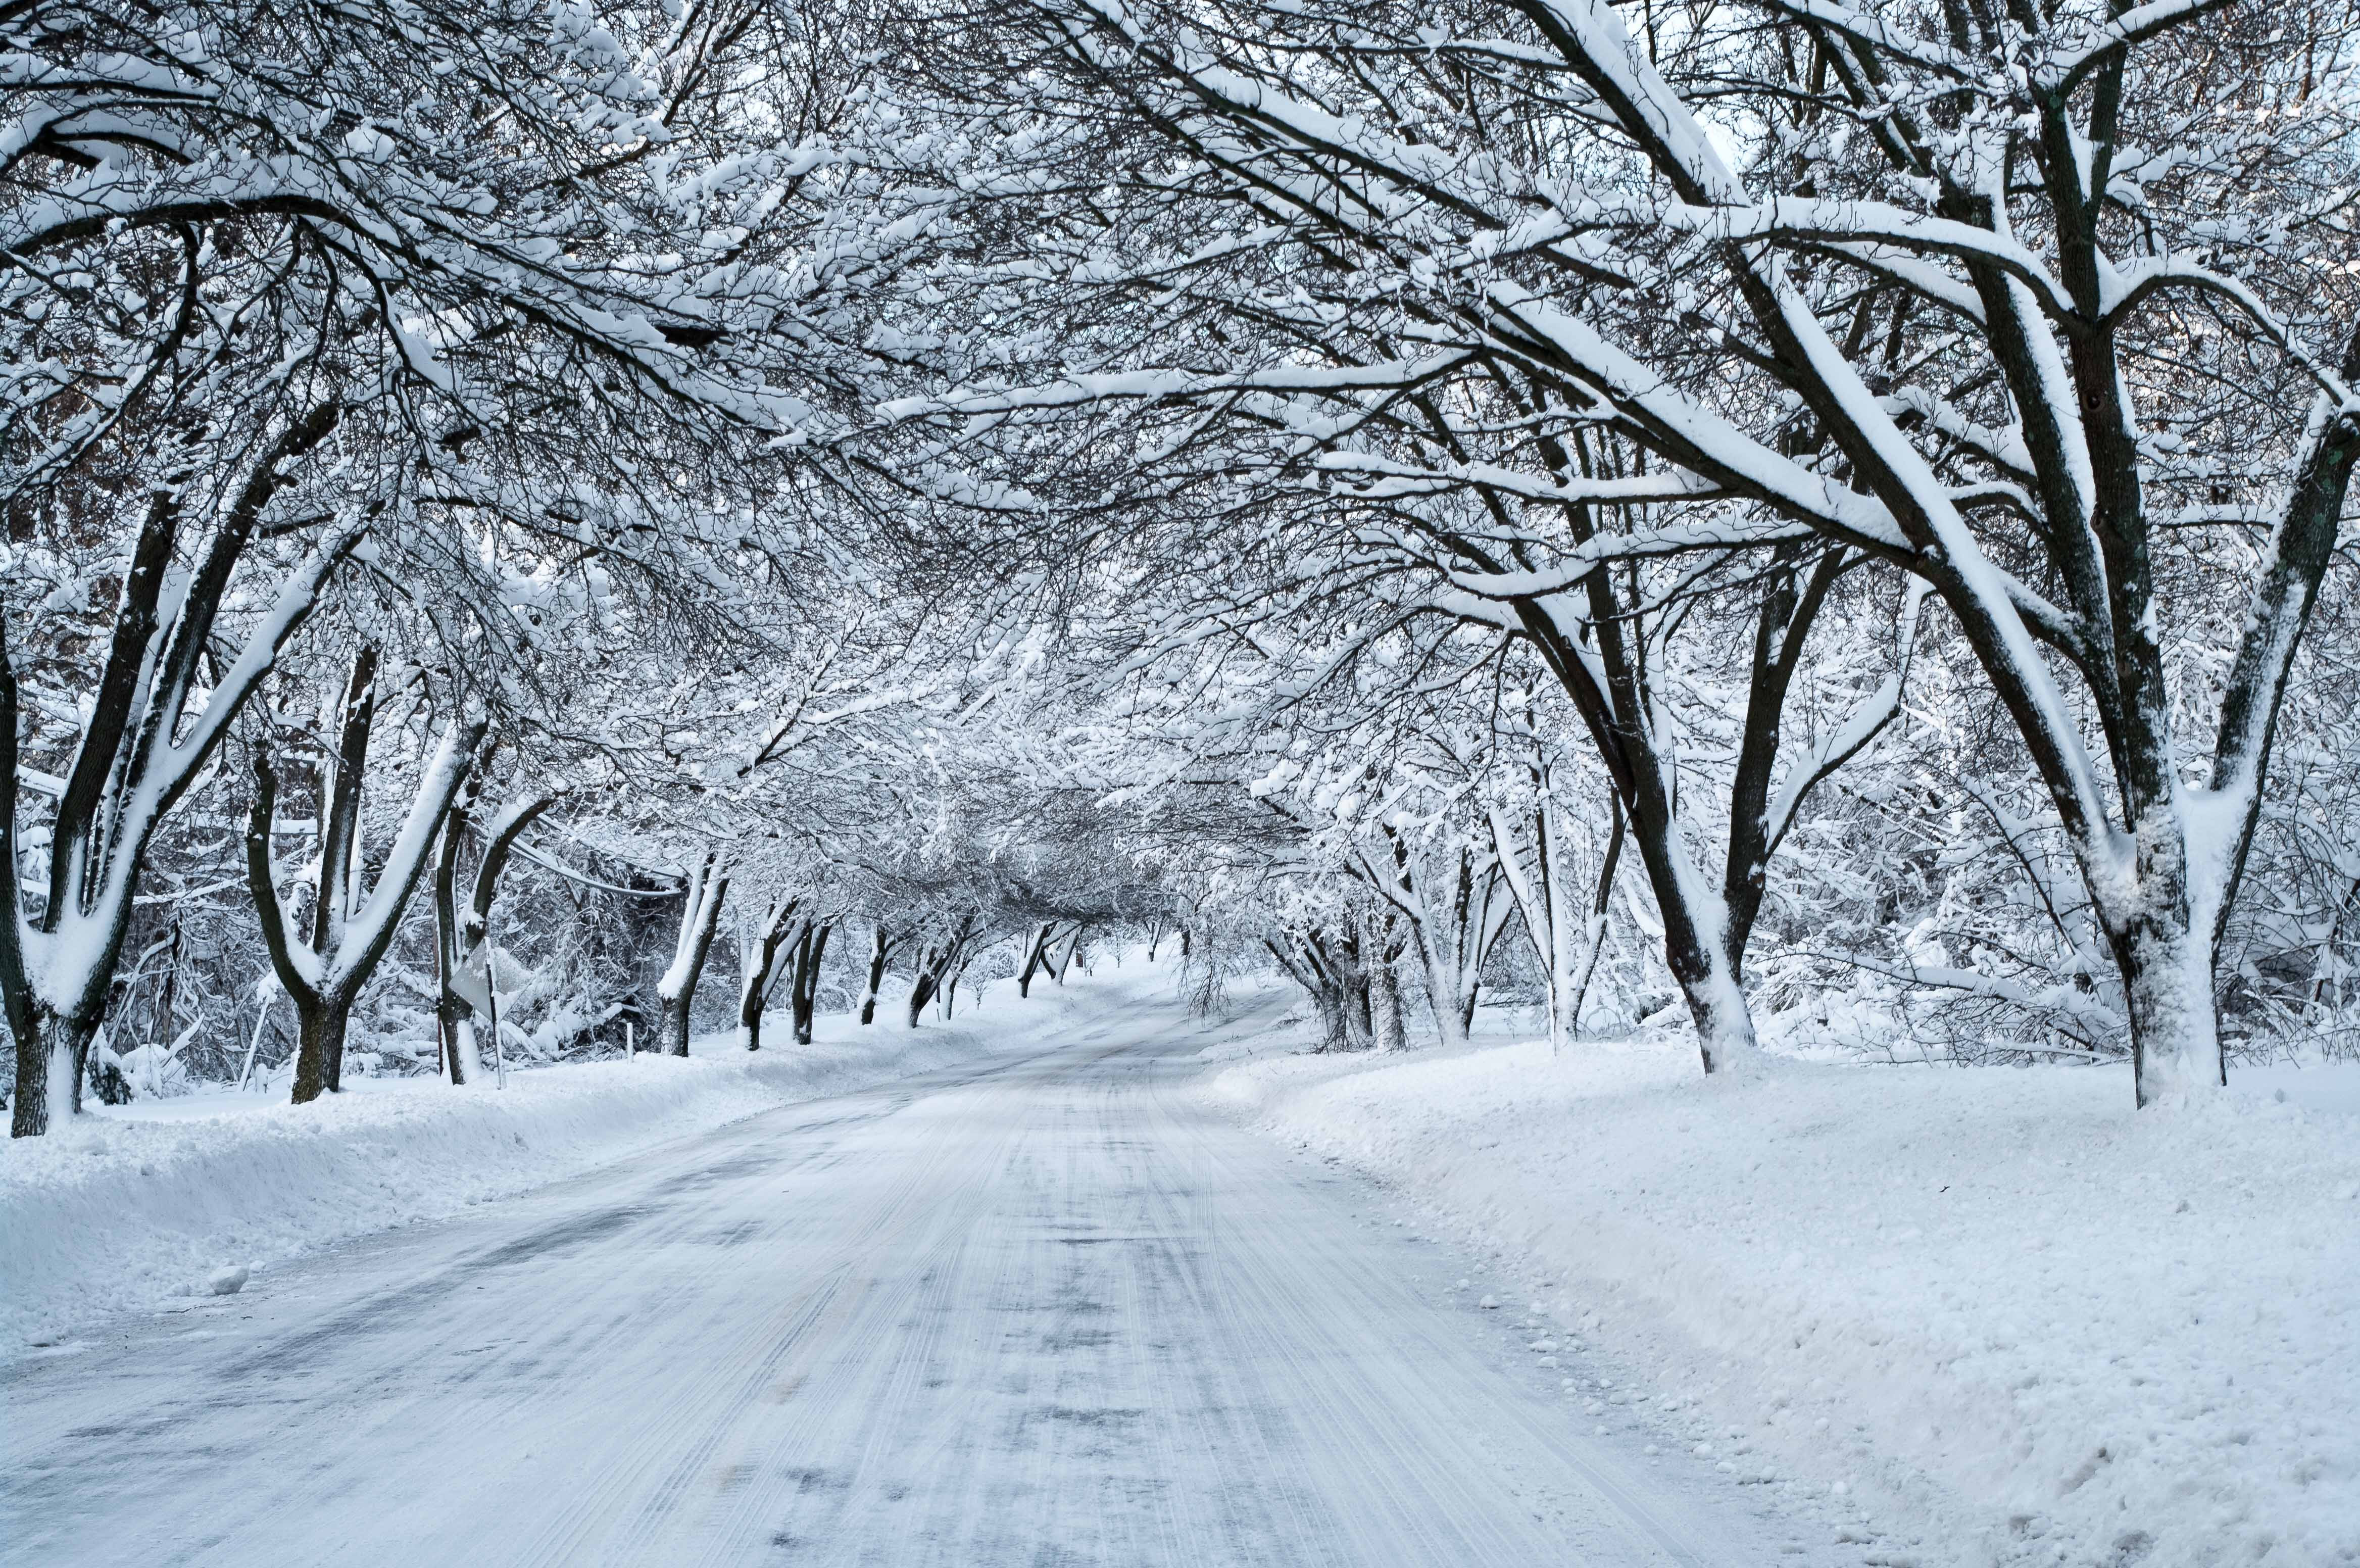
{"left": 1206, "top": 1038, "right": 2360, "bottom": 1568}
{"left": 1, "top": 973, "right": 1132, "bottom": 1352}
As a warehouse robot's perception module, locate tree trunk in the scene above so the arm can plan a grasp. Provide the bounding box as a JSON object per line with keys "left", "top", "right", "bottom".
{"left": 439, "top": 787, "right": 559, "bottom": 1075}
{"left": 735, "top": 902, "right": 802, "bottom": 1053}
{"left": 1310, "top": 982, "right": 1349, "bottom": 1052}
{"left": 1343, "top": 969, "right": 1374, "bottom": 1050}
{"left": 1046, "top": 925, "right": 1085, "bottom": 984}
{"left": 289, "top": 999, "right": 351, "bottom": 1106}
{"left": 792, "top": 923, "right": 831, "bottom": 1045}
{"left": 1675, "top": 966, "right": 1757, "bottom": 1071}
{"left": 907, "top": 966, "right": 938, "bottom": 1027}
{"left": 1016, "top": 922, "right": 1054, "bottom": 998}
{"left": 859, "top": 926, "right": 890, "bottom": 1024}
{"left": 2110, "top": 908, "right": 2224, "bottom": 1106}
{"left": 432, "top": 806, "right": 474, "bottom": 1085}
{"left": 147, "top": 921, "right": 181, "bottom": 1098}
{"left": 1618, "top": 783, "right": 1756, "bottom": 1071}
{"left": 1564, "top": 799, "right": 1627, "bottom": 1043}
{"left": 738, "top": 978, "right": 768, "bottom": 1054}
{"left": 660, "top": 990, "right": 695, "bottom": 1058}
{"left": 247, "top": 721, "right": 483, "bottom": 1105}
{"left": 10, "top": 1007, "right": 98, "bottom": 1138}
{"left": 1500, "top": 426, "right": 1781, "bottom": 1077}
{"left": 1413, "top": 940, "right": 1470, "bottom": 1052}
{"left": 656, "top": 854, "right": 728, "bottom": 1058}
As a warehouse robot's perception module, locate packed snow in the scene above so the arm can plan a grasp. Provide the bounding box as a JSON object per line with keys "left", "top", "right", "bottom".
{"left": 3, "top": 981, "right": 1834, "bottom": 1568}
{"left": 1206, "top": 1025, "right": 2360, "bottom": 1568}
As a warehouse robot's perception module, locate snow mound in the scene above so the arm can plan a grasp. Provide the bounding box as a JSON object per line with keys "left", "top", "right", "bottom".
{"left": 1207, "top": 1038, "right": 2360, "bottom": 1568}
{"left": 3, "top": 965, "right": 1169, "bottom": 1352}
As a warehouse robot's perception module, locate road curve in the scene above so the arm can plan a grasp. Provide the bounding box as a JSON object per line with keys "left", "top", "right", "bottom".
{"left": 4, "top": 998, "right": 1826, "bottom": 1566}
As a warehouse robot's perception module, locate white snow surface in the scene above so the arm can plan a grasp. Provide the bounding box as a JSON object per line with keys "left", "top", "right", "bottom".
{"left": 1206, "top": 1031, "right": 2360, "bottom": 1568}
{"left": 3, "top": 973, "right": 1832, "bottom": 1567}
{"left": 0, "top": 974, "right": 1124, "bottom": 1352}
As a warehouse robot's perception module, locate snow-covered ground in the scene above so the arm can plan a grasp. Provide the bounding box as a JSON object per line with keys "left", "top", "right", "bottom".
{"left": 1204, "top": 1027, "right": 2360, "bottom": 1568}
{"left": 0, "top": 970, "right": 1139, "bottom": 1353}
{"left": 5, "top": 975, "right": 1841, "bottom": 1568}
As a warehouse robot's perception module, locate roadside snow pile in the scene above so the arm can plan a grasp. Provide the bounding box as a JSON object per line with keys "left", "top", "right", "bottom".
{"left": 1207, "top": 1039, "right": 2360, "bottom": 1568}
{"left": 1, "top": 973, "right": 1133, "bottom": 1352}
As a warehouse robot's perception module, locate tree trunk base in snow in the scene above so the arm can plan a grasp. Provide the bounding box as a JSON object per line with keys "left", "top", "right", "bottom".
{"left": 2116, "top": 922, "right": 2226, "bottom": 1107}
{"left": 10, "top": 1012, "right": 97, "bottom": 1138}
{"left": 290, "top": 1005, "right": 351, "bottom": 1105}
{"left": 660, "top": 996, "right": 693, "bottom": 1058}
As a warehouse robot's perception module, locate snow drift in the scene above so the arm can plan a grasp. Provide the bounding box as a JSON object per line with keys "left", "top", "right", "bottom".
{"left": 1207, "top": 1037, "right": 2360, "bottom": 1568}
{"left": 1, "top": 978, "right": 1123, "bottom": 1352}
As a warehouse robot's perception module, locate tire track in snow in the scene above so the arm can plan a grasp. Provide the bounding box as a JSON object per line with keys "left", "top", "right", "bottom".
{"left": 3, "top": 1002, "right": 1837, "bottom": 1566}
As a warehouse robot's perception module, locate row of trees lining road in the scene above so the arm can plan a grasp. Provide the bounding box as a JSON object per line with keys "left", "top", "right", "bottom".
{"left": 881, "top": 0, "right": 2360, "bottom": 1103}
{"left": 8, "top": 0, "right": 2358, "bottom": 1133}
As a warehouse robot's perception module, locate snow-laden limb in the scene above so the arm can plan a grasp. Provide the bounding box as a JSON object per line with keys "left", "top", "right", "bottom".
{"left": 1315, "top": 449, "right": 1728, "bottom": 509}
{"left": 1654, "top": 196, "right": 2077, "bottom": 318}
{"left": 1759, "top": 579, "right": 1929, "bottom": 862}
{"left": 2030, "top": 0, "right": 2241, "bottom": 94}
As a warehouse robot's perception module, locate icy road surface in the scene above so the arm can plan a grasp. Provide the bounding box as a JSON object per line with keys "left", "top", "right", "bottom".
{"left": 5, "top": 1004, "right": 1825, "bottom": 1566}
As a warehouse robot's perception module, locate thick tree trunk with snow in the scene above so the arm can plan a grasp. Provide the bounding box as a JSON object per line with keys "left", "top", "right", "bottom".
{"left": 2112, "top": 913, "right": 2223, "bottom": 1107}
{"left": 1016, "top": 922, "right": 1055, "bottom": 998}
{"left": 288, "top": 999, "right": 354, "bottom": 1106}
{"left": 659, "top": 993, "right": 693, "bottom": 1057}
{"left": 858, "top": 926, "right": 892, "bottom": 1025}
{"left": 736, "top": 977, "right": 768, "bottom": 1052}
{"left": 656, "top": 855, "right": 729, "bottom": 1058}
{"left": 905, "top": 920, "right": 976, "bottom": 1027}
{"left": 791, "top": 923, "right": 831, "bottom": 1045}
{"left": 436, "top": 788, "right": 561, "bottom": 1081}
{"left": 1045, "top": 924, "right": 1085, "bottom": 985}
{"left": 10, "top": 1010, "right": 97, "bottom": 1140}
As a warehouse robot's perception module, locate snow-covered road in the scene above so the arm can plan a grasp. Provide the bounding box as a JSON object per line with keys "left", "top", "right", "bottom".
{"left": 4, "top": 1001, "right": 1824, "bottom": 1566}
